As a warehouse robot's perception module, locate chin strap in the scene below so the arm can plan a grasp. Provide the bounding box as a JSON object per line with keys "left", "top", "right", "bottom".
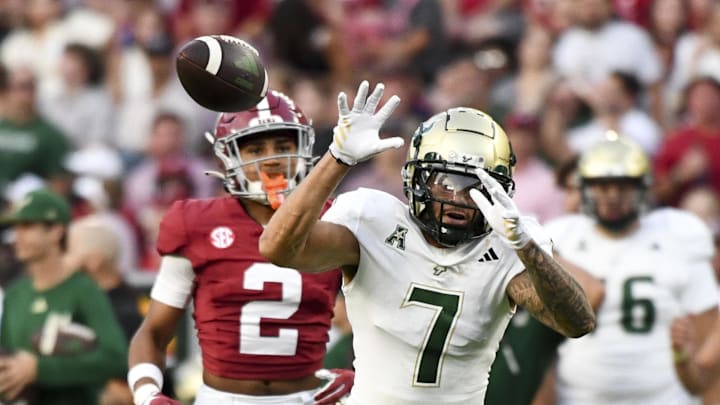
{"left": 260, "top": 172, "right": 288, "bottom": 209}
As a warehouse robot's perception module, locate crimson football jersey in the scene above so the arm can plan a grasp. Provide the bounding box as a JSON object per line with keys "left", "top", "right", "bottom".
{"left": 157, "top": 197, "right": 341, "bottom": 380}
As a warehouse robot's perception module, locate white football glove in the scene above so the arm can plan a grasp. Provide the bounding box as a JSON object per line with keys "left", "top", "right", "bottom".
{"left": 469, "top": 168, "right": 531, "bottom": 250}
{"left": 328, "top": 80, "right": 403, "bottom": 166}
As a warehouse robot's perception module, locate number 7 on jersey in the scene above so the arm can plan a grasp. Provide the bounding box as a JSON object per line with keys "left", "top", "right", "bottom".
{"left": 401, "top": 284, "right": 464, "bottom": 387}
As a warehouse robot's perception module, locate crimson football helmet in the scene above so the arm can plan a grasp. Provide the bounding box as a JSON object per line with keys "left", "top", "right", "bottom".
{"left": 206, "top": 90, "right": 315, "bottom": 206}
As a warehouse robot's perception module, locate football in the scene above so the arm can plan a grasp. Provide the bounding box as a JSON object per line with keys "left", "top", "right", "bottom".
{"left": 176, "top": 34, "right": 269, "bottom": 112}
{"left": 31, "top": 322, "right": 97, "bottom": 356}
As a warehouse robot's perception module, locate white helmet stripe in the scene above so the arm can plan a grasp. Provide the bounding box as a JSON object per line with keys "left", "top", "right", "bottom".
{"left": 255, "top": 95, "right": 271, "bottom": 118}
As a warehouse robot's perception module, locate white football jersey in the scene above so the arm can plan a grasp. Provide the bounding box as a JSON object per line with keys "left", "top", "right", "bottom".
{"left": 322, "top": 188, "right": 552, "bottom": 405}
{"left": 545, "top": 209, "right": 718, "bottom": 405}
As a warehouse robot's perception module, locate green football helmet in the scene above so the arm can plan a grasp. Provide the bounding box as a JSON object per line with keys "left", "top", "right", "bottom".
{"left": 402, "top": 107, "right": 516, "bottom": 247}
{"left": 578, "top": 131, "right": 651, "bottom": 231}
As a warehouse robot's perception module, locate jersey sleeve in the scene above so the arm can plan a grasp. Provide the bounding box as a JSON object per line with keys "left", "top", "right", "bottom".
{"left": 672, "top": 211, "right": 719, "bottom": 313}
{"left": 156, "top": 200, "right": 190, "bottom": 256}
{"left": 321, "top": 189, "right": 365, "bottom": 234}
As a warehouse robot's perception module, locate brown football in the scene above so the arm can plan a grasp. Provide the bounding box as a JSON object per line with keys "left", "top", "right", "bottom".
{"left": 31, "top": 322, "right": 97, "bottom": 356}
{"left": 176, "top": 35, "right": 268, "bottom": 112}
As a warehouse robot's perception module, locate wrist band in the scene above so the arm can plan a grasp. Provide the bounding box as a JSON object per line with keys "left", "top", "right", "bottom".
{"left": 672, "top": 348, "right": 688, "bottom": 364}
{"left": 128, "top": 362, "right": 164, "bottom": 391}
{"left": 328, "top": 150, "right": 353, "bottom": 167}
{"left": 133, "top": 383, "right": 160, "bottom": 405}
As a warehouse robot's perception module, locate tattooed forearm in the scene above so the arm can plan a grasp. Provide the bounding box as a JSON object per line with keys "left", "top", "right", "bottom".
{"left": 517, "top": 241, "right": 596, "bottom": 337}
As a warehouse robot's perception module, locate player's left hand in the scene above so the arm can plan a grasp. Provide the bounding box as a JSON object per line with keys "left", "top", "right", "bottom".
{"left": 469, "top": 168, "right": 530, "bottom": 250}
{"left": 313, "top": 368, "right": 354, "bottom": 405}
{"left": 0, "top": 350, "right": 37, "bottom": 401}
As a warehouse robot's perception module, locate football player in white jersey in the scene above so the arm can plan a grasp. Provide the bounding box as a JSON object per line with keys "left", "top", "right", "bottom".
{"left": 260, "top": 80, "right": 596, "bottom": 405}
{"left": 544, "top": 132, "right": 719, "bottom": 405}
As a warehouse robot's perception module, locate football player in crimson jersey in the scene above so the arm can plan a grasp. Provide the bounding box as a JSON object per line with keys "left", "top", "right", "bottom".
{"left": 127, "top": 90, "right": 353, "bottom": 405}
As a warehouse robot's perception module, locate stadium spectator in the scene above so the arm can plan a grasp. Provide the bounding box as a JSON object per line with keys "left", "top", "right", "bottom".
{"left": 654, "top": 76, "right": 720, "bottom": 206}
{"left": 127, "top": 91, "right": 353, "bottom": 405}
{"left": 171, "top": 0, "right": 272, "bottom": 45}
{"left": 565, "top": 71, "right": 662, "bottom": 157}
{"left": 646, "top": 0, "right": 688, "bottom": 127}
{"left": 504, "top": 112, "right": 565, "bottom": 223}
{"left": 553, "top": 0, "right": 664, "bottom": 124}
{"left": 123, "top": 112, "right": 214, "bottom": 214}
{"left": 545, "top": 133, "right": 718, "bottom": 404}
{"left": 343, "top": 0, "right": 451, "bottom": 84}
{"left": 555, "top": 155, "right": 583, "bottom": 214}
{"left": 667, "top": 2, "right": 720, "bottom": 112}
{"left": 65, "top": 215, "right": 144, "bottom": 405}
{"left": 510, "top": 25, "right": 558, "bottom": 116}
{"left": 0, "top": 0, "right": 66, "bottom": 101}
{"left": 261, "top": 81, "right": 595, "bottom": 403}
{"left": 0, "top": 188, "right": 127, "bottom": 404}
{"left": 40, "top": 43, "right": 114, "bottom": 148}
{"left": 429, "top": 53, "right": 492, "bottom": 114}
{"left": 268, "top": 0, "right": 349, "bottom": 79}
{"left": 0, "top": 66, "right": 70, "bottom": 190}
{"left": 110, "top": 8, "right": 212, "bottom": 164}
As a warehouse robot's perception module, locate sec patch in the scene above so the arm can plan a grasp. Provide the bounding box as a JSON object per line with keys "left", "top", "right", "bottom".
{"left": 210, "top": 226, "right": 235, "bottom": 249}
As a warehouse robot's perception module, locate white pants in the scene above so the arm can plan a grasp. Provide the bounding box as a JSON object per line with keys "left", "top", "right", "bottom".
{"left": 194, "top": 384, "right": 318, "bottom": 405}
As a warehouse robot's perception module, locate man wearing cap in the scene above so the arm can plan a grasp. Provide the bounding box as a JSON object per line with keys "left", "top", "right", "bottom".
{"left": 0, "top": 189, "right": 127, "bottom": 405}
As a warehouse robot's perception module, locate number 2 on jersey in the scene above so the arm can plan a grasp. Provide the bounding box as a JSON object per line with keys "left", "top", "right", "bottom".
{"left": 402, "top": 284, "right": 463, "bottom": 386}
{"left": 239, "top": 263, "right": 302, "bottom": 355}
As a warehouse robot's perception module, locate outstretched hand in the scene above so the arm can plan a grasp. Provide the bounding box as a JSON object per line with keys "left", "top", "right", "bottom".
{"left": 469, "top": 168, "right": 530, "bottom": 250}
{"left": 313, "top": 368, "right": 354, "bottom": 405}
{"left": 328, "top": 80, "right": 402, "bottom": 166}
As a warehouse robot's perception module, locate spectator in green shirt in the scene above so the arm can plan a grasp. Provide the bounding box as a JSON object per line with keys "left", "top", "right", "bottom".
{"left": 0, "top": 189, "right": 127, "bottom": 405}
{"left": 0, "top": 66, "right": 70, "bottom": 189}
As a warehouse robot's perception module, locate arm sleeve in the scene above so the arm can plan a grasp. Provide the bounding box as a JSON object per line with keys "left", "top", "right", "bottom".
{"left": 321, "top": 190, "right": 363, "bottom": 235}
{"left": 150, "top": 255, "right": 196, "bottom": 309}
{"left": 35, "top": 282, "right": 128, "bottom": 386}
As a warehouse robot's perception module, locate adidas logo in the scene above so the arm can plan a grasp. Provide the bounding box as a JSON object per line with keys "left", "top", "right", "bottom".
{"left": 478, "top": 247, "right": 499, "bottom": 262}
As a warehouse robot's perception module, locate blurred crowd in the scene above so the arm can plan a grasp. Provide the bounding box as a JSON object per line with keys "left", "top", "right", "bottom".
{"left": 0, "top": 0, "right": 719, "bottom": 402}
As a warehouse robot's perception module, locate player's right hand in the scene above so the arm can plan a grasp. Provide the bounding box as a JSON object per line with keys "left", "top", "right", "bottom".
{"left": 328, "top": 80, "right": 402, "bottom": 166}
{"left": 133, "top": 384, "right": 181, "bottom": 405}
{"left": 469, "top": 168, "right": 531, "bottom": 249}
{"left": 314, "top": 368, "right": 354, "bottom": 405}
{"left": 141, "top": 393, "right": 181, "bottom": 405}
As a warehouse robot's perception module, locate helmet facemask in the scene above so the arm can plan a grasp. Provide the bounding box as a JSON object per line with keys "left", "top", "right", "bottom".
{"left": 402, "top": 108, "right": 516, "bottom": 247}
{"left": 208, "top": 125, "right": 315, "bottom": 208}
{"left": 206, "top": 91, "right": 316, "bottom": 208}
{"left": 405, "top": 160, "right": 514, "bottom": 247}
{"left": 581, "top": 177, "right": 648, "bottom": 233}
